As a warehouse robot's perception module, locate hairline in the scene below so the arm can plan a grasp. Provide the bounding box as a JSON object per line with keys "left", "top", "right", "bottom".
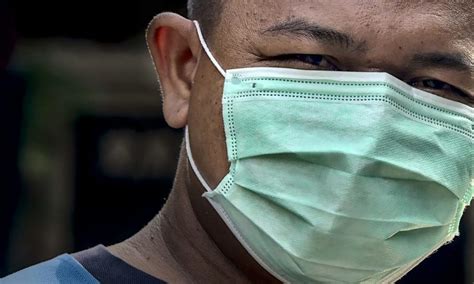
{"left": 187, "top": 0, "right": 224, "bottom": 42}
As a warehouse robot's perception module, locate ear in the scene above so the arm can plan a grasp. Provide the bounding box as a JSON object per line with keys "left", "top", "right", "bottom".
{"left": 147, "top": 12, "right": 201, "bottom": 128}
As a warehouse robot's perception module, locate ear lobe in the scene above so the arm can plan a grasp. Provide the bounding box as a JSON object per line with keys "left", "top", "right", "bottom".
{"left": 147, "top": 13, "right": 201, "bottom": 129}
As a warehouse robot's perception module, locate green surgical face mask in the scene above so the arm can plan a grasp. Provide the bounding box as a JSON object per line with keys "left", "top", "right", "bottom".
{"left": 186, "top": 21, "right": 473, "bottom": 283}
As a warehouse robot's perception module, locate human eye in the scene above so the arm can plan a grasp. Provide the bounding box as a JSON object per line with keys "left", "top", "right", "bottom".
{"left": 270, "top": 54, "right": 339, "bottom": 71}
{"left": 409, "top": 78, "right": 473, "bottom": 105}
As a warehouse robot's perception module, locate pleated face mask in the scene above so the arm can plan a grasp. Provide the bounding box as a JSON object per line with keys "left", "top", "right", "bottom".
{"left": 185, "top": 21, "right": 474, "bottom": 283}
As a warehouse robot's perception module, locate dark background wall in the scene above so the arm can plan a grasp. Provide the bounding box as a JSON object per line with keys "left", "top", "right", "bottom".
{"left": 1, "top": 0, "right": 186, "bottom": 275}
{"left": 11, "top": 1, "right": 186, "bottom": 42}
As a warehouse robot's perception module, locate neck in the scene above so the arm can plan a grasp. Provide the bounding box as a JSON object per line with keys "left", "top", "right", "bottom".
{"left": 109, "top": 146, "right": 249, "bottom": 283}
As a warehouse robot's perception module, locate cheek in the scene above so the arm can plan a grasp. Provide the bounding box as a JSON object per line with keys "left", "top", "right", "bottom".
{"left": 188, "top": 63, "right": 230, "bottom": 189}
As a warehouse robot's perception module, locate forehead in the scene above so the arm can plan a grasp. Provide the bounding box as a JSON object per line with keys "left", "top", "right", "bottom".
{"left": 216, "top": 0, "right": 472, "bottom": 42}
{"left": 208, "top": 0, "right": 473, "bottom": 73}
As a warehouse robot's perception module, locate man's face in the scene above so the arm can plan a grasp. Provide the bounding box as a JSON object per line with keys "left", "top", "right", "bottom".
{"left": 188, "top": 0, "right": 473, "bottom": 190}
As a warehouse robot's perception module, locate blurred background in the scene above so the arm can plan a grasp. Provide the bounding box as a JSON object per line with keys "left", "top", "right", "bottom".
{"left": 1, "top": 0, "right": 185, "bottom": 276}
{"left": 0, "top": 0, "right": 473, "bottom": 283}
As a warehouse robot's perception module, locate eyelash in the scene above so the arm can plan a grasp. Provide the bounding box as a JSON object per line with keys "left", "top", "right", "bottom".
{"left": 408, "top": 79, "right": 469, "bottom": 99}
{"left": 272, "top": 54, "right": 471, "bottom": 101}
{"left": 272, "top": 54, "right": 339, "bottom": 71}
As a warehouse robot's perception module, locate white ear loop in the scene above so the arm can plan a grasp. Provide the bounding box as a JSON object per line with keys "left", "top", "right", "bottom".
{"left": 185, "top": 126, "right": 213, "bottom": 192}
{"left": 185, "top": 22, "right": 227, "bottom": 192}
{"left": 193, "top": 21, "right": 226, "bottom": 77}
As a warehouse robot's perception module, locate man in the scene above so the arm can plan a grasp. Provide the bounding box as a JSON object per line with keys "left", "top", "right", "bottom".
{"left": 3, "top": 0, "right": 473, "bottom": 283}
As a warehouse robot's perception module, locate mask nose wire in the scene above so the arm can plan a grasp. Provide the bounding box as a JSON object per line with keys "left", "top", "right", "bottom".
{"left": 193, "top": 21, "right": 226, "bottom": 77}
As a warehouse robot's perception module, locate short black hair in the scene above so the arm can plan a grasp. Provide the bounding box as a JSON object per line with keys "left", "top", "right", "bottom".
{"left": 187, "top": 0, "right": 223, "bottom": 40}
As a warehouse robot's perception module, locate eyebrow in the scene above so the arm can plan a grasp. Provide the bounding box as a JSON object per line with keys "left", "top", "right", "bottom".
{"left": 411, "top": 52, "right": 474, "bottom": 72}
{"left": 262, "top": 19, "right": 367, "bottom": 52}
{"left": 262, "top": 19, "right": 473, "bottom": 74}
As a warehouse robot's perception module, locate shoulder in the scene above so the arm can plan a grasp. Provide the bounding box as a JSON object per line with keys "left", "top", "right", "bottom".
{"left": 1, "top": 254, "right": 99, "bottom": 284}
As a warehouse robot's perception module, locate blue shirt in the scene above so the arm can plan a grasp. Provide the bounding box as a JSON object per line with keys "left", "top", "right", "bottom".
{"left": 1, "top": 245, "right": 165, "bottom": 284}
{"left": 1, "top": 254, "right": 98, "bottom": 284}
